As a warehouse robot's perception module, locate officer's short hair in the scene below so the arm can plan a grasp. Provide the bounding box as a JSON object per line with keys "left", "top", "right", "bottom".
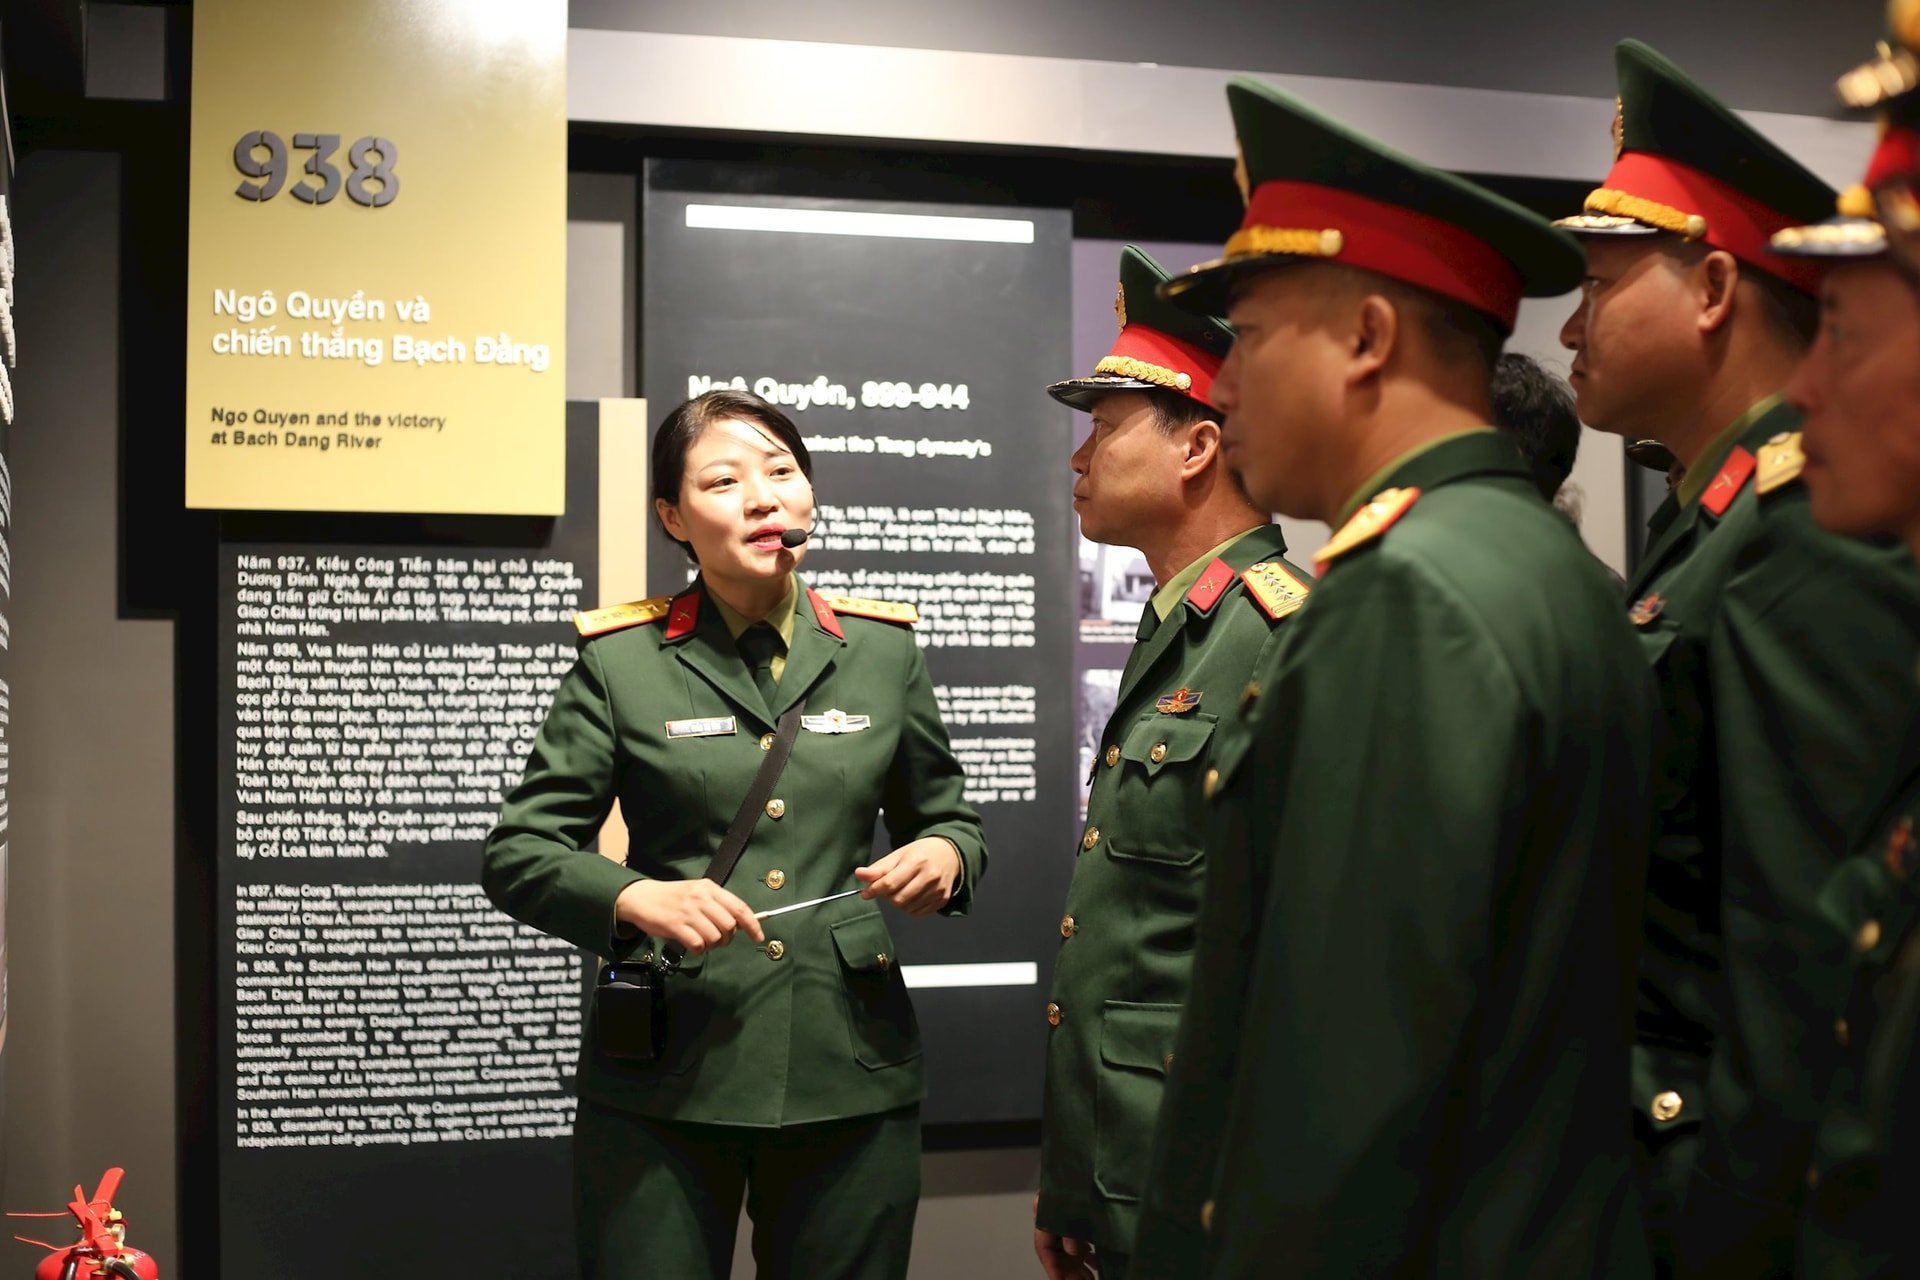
{"left": 1660, "top": 237, "right": 1818, "bottom": 349}
{"left": 1145, "top": 387, "right": 1217, "bottom": 436}
{"left": 1490, "top": 352, "right": 1582, "bottom": 501}
{"left": 652, "top": 389, "right": 815, "bottom": 562}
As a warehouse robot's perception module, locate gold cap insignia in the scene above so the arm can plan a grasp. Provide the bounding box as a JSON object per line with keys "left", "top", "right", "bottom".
{"left": 1114, "top": 281, "right": 1127, "bottom": 330}
{"left": 1232, "top": 140, "right": 1252, "bottom": 207}
{"left": 1611, "top": 96, "right": 1625, "bottom": 161}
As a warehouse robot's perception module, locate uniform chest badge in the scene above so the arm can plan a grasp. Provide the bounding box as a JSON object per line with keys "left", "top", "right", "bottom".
{"left": 1156, "top": 687, "right": 1202, "bottom": 715}
{"left": 1628, "top": 593, "right": 1666, "bottom": 627}
{"left": 1885, "top": 816, "right": 1914, "bottom": 882}
{"left": 801, "top": 708, "right": 872, "bottom": 734}
{"left": 666, "top": 716, "right": 736, "bottom": 739}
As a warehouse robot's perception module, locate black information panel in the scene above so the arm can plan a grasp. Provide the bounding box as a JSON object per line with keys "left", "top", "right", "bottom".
{"left": 213, "top": 409, "right": 599, "bottom": 1275}
{"left": 644, "top": 163, "right": 1076, "bottom": 1126}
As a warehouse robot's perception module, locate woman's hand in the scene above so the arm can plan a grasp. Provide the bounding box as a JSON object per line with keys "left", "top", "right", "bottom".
{"left": 855, "top": 837, "right": 962, "bottom": 917}
{"left": 614, "top": 879, "right": 764, "bottom": 953}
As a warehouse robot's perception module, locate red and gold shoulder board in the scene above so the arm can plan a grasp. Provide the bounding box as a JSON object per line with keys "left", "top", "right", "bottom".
{"left": 823, "top": 594, "right": 920, "bottom": 626}
{"left": 1241, "top": 560, "right": 1311, "bottom": 620}
{"left": 1755, "top": 431, "right": 1805, "bottom": 496}
{"left": 573, "top": 595, "right": 672, "bottom": 638}
{"left": 1314, "top": 487, "right": 1420, "bottom": 574}
{"left": 1700, "top": 445, "right": 1756, "bottom": 516}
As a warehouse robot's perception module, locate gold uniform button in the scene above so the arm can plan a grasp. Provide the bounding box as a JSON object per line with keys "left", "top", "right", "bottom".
{"left": 1082, "top": 826, "right": 1100, "bottom": 851}
{"left": 1105, "top": 745, "right": 1120, "bottom": 768}
{"left": 1240, "top": 683, "right": 1260, "bottom": 715}
{"left": 1149, "top": 742, "right": 1168, "bottom": 764}
{"left": 760, "top": 732, "right": 776, "bottom": 751}
{"left": 765, "top": 940, "right": 785, "bottom": 961}
{"left": 1046, "top": 1002, "right": 1062, "bottom": 1026}
{"left": 1650, "top": 1090, "right": 1684, "bottom": 1122}
{"left": 1807, "top": 1165, "right": 1821, "bottom": 1191}
{"left": 764, "top": 869, "right": 786, "bottom": 890}
{"left": 1836, "top": 1018, "right": 1851, "bottom": 1048}
{"left": 1200, "top": 1200, "right": 1215, "bottom": 1233}
{"left": 1204, "top": 767, "right": 1220, "bottom": 800}
{"left": 1060, "top": 915, "right": 1077, "bottom": 939}
{"left": 1857, "top": 919, "right": 1883, "bottom": 952}
{"left": 876, "top": 952, "right": 889, "bottom": 968}
{"left": 766, "top": 798, "right": 787, "bottom": 820}
{"left": 1163, "top": 1052, "right": 1175, "bottom": 1072}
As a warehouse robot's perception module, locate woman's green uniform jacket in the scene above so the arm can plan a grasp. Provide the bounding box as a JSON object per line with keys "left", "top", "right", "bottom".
{"left": 482, "top": 577, "right": 988, "bottom": 1128}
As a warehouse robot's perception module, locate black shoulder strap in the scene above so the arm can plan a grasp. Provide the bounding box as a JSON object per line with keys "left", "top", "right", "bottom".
{"left": 703, "top": 695, "right": 807, "bottom": 888}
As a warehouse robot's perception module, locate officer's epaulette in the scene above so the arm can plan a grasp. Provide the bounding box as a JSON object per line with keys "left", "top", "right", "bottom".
{"left": 573, "top": 596, "right": 673, "bottom": 638}
{"left": 1241, "top": 560, "right": 1311, "bottom": 620}
{"left": 1314, "top": 487, "right": 1420, "bottom": 573}
{"left": 823, "top": 594, "right": 920, "bottom": 625}
{"left": 1755, "top": 431, "right": 1806, "bottom": 496}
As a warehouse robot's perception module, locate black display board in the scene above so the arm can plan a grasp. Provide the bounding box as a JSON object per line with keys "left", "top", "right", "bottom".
{"left": 644, "top": 162, "right": 1076, "bottom": 1126}
{"left": 211, "top": 408, "right": 599, "bottom": 1275}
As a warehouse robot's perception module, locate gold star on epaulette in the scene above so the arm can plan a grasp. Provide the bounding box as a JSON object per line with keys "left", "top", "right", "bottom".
{"left": 824, "top": 595, "right": 921, "bottom": 625}
{"left": 1756, "top": 431, "right": 1806, "bottom": 496}
{"left": 1241, "top": 561, "right": 1311, "bottom": 620}
{"left": 574, "top": 596, "right": 672, "bottom": 637}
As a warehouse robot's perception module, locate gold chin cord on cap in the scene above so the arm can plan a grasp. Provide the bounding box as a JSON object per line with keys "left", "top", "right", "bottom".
{"left": 1581, "top": 188, "right": 1708, "bottom": 241}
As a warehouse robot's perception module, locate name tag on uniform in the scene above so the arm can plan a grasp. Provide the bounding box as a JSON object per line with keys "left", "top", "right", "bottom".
{"left": 665, "top": 716, "right": 736, "bottom": 739}
{"left": 802, "top": 708, "right": 871, "bottom": 734}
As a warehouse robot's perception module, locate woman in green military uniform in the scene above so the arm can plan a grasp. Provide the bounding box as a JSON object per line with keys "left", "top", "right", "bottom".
{"left": 483, "top": 389, "right": 987, "bottom": 1280}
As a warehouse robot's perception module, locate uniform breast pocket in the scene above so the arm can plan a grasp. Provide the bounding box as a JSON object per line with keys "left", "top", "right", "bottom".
{"left": 1094, "top": 1001, "right": 1181, "bottom": 1204}
{"left": 1107, "top": 713, "right": 1217, "bottom": 866}
{"left": 831, "top": 912, "right": 921, "bottom": 1070}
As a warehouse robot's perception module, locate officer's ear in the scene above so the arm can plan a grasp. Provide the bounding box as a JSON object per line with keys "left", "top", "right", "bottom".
{"left": 1179, "top": 418, "right": 1224, "bottom": 482}
{"left": 1696, "top": 248, "right": 1741, "bottom": 337}
{"left": 654, "top": 496, "right": 687, "bottom": 544}
{"left": 1348, "top": 291, "right": 1400, "bottom": 384}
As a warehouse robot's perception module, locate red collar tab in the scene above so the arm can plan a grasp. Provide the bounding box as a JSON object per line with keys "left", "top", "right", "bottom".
{"left": 1700, "top": 445, "right": 1756, "bottom": 516}
{"left": 1865, "top": 125, "right": 1920, "bottom": 193}
{"left": 807, "top": 589, "right": 845, "bottom": 640}
{"left": 1101, "top": 325, "right": 1225, "bottom": 407}
{"left": 1239, "top": 180, "right": 1525, "bottom": 331}
{"left": 1597, "top": 151, "right": 1824, "bottom": 295}
{"left": 663, "top": 588, "right": 702, "bottom": 641}
{"left": 1184, "top": 557, "right": 1236, "bottom": 614}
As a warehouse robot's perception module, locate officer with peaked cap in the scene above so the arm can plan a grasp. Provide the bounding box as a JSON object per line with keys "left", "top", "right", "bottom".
{"left": 1773, "top": 15, "right": 1920, "bottom": 1271}
{"left": 1129, "top": 77, "right": 1656, "bottom": 1278}
{"left": 1554, "top": 40, "right": 1920, "bottom": 1275}
{"left": 1033, "top": 247, "right": 1313, "bottom": 1280}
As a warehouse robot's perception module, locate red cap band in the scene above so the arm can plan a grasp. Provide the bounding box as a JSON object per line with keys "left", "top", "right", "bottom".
{"left": 1238, "top": 181, "right": 1524, "bottom": 330}
{"left": 1597, "top": 151, "right": 1823, "bottom": 295}
{"left": 1100, "top": 324, "right": 1224, "bottom": 407}
{"left": 1866, "top": 125, "right": 1920, "bottom": 191}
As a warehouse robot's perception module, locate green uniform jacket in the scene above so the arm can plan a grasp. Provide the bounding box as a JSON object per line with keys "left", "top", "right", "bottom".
{"left": 1619, "top": 401, "right": 1920, "bottom": 1273}
{"left": 1036, "top": 524, "right": 1310, "bottom": 1256}
{"left": 482, "top": 577, "right": 987, "bottom": 1128}
{"left": 1801, "top": 700, "right": 1920, "bottom": 1278}
{"left": 1132, "top": 431, "right": 1655, "bottom": 1278}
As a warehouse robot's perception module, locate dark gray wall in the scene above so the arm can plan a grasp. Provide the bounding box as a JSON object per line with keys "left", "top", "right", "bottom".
{"left": 570, "top": 0, "right": 1883, "bottom": 118}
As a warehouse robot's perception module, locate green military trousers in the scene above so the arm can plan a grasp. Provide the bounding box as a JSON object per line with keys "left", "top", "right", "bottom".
{"left": 573, "top": 1098, "right": 921, "bottom": 1280}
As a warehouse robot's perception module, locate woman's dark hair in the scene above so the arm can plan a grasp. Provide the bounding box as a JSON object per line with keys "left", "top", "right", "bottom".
{"left": 651, "top": 389, "right": 815, "bottom": 560}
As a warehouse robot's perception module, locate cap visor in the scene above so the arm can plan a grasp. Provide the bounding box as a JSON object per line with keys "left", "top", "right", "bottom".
{"left": 1551, "top": 214, "right": 1664, "bottom": 237}
{"left": 1046, "top": 375, "right": 1163, "bottom": 412}
{"left": 1157, "top": 253, "right": 1312, "bottom": 318}
{"left": 1769, "top": 217, "right": 1887, "bottom": 260}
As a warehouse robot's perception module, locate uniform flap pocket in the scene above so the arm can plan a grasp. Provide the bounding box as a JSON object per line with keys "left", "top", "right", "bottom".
{"left": 830, "top": 911, "right": 897, "bottom": 974}
{"left": 1120, "top": 713, "right": 1217, "bottom": 774}
{"left": 1099, "top": 1001, "right": 1182, "bottom": 1074}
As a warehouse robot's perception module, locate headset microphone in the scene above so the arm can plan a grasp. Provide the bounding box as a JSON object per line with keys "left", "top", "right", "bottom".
{"left": 779, "top": 527, "right": 810, "bottom": 548}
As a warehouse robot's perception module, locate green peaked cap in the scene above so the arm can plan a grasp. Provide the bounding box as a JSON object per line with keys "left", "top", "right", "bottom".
{"left": 1048, "top": 246, "right": 1235, "bottom": 412}
{"left": 1160, "top": 76, "right": 1585, "bottom": 331}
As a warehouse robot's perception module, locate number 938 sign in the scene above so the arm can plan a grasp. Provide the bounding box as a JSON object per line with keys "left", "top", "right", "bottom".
{"left": 233, "top": 131, "right": 398, "bottom": 207}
